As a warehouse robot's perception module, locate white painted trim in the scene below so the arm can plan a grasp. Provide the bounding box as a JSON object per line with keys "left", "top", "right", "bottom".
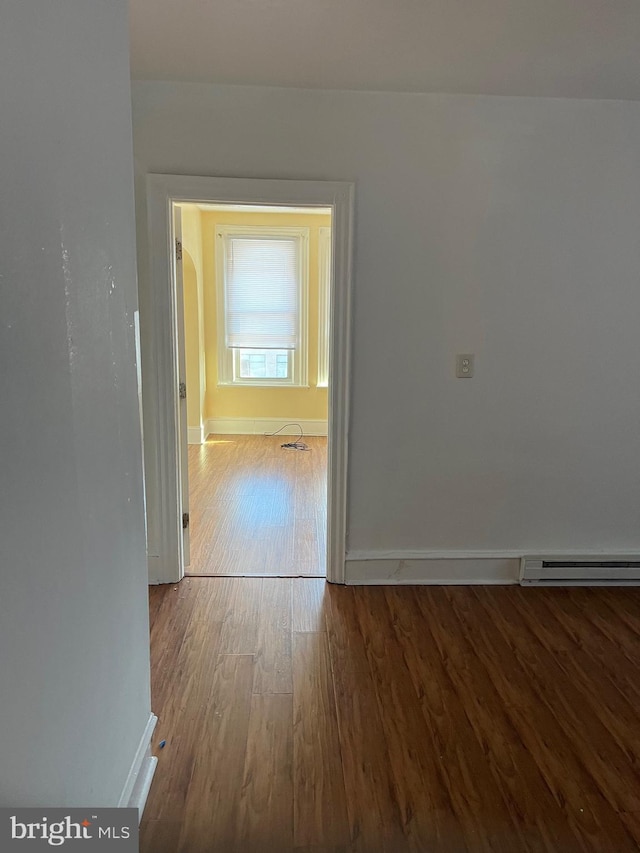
{"left": 145, "top": 183, "right": 183, "bottom": 586}
{"left": 317, "top": 226, "right": 331, "bottom": 387}
{"left": 344, "top": 548, "right": 640, "bottom": 585}
{"left": 144, "top": 175, "right": 354, "bottom": 585}
{"left": 345, "top": 554, "right": 520, "bottom": 585}
{"left": 118, "top": 714, "right": 158, "bottom": 821}
{"left": 326, "top": 183, "right": 354, "bottom": 585}
{"left": 347, "top": 548, "right": 525, "bottom": 561}
{"left": 197, "top": 203, "right": 333, "bottom": 215}
{"left": 206, "top": 417, "right": 328, "bottom": 437}
{"left": 188, "top": 425, "right": 205, "bottom": 444}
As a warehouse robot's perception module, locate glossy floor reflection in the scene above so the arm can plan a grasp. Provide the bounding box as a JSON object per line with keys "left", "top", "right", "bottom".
{"left": 142, "top": 578, "right": 640, "bottom": 852}
{"left": 186, "top": 434, "right": 327, "bottom": 576}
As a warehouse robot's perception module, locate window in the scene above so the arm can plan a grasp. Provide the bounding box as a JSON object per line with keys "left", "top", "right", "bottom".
{"left": 238, "top": 348, "right": 289, "bottom": 379}
{"left": 216, "top": 225, "right": 309, "bottom": 386}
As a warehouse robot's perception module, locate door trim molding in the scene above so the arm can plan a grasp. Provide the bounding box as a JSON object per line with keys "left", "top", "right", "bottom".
{"left": 145, "top": 175, "right": 354, "bottom": 584}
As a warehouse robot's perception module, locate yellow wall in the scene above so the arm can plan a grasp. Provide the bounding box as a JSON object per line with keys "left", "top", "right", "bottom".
{"left": 182, "top": 251, "right": 201, "bottom": 428}
{"left": 200, "top": 209, "right": 330, "bottom": 422}
{"left": 180, "top": 205, "right": 206, "bottom": 432}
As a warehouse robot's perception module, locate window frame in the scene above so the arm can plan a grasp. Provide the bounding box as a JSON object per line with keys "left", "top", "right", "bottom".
{"left": 215, "top": 224, "right": 309, "bottom": 387}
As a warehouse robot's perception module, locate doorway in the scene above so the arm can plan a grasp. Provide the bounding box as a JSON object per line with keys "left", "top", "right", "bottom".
{"left": 177, "top": 201, "right": 331, "bottom": 577}
{"left": 143, "top": 175, "right": 354, "bottom": 585}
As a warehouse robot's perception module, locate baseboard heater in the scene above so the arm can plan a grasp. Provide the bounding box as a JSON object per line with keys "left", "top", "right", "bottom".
{"left": 520, "top": 556, "right": 640, "bottom": 586}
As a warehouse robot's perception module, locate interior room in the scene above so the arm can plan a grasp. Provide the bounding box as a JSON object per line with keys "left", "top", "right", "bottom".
{"left": 3, "top": 1, "right": 640, "bottom": 851}
{"left": 178, "top": 203, "right": 331, "bottom": 577}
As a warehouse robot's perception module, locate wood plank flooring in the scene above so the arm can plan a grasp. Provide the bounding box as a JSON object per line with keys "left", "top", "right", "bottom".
{"left": 141, "top": 580, "right": 640, "bottom": 852}
{"left": 187, "top": 434, "right": 327, "bottom": 577}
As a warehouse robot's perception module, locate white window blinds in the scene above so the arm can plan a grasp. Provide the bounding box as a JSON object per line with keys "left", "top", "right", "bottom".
{"left": 223, "top": 235, "right": 299, "bottom": 350}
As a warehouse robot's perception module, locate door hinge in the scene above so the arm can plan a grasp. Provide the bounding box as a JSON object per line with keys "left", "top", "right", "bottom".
{"left": 182, "top": 512, "right": 190, "bottom": 529}
{"left": 175, "top": 238, "right": 182, "bottom": 261}
{"left": 179, "top": 381, "right": 187, "bottom": 399}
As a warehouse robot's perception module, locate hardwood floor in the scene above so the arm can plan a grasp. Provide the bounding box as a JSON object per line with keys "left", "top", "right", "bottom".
{"left": 187, "top": 434, "right": 327, "bottom": 577}
{"left": 141, "top": 580, "right": 640, "bottom": 852}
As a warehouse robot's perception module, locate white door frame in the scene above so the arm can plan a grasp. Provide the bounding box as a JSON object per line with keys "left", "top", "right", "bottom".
{"left": 144, "top": 174, "right": 355, "bottom": 584}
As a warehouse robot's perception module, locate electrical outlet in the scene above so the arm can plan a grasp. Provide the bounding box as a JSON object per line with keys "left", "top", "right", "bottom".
{"left": 456, "top": 353, "right": 474, "bottom": 378}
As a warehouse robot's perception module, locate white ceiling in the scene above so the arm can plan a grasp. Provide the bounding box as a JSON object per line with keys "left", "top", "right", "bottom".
{"left": 129, "top": 0, "right": 640, "bottom": 100}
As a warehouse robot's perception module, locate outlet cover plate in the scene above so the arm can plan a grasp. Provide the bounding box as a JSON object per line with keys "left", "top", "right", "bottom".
{"left": 456, "top": 353, "right": 475, "bottom": 378}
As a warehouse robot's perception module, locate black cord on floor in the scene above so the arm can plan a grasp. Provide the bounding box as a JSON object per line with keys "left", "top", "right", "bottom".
{"left": 264, "top": 422, "right": 309, "bottom": 451}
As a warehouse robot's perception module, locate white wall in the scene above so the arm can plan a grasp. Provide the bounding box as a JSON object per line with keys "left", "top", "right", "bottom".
{"left": 132, "top": 81, "right": 640, "bottom": 577}
{"left": 0, "top": 1, "right": 152, "bottom": 804}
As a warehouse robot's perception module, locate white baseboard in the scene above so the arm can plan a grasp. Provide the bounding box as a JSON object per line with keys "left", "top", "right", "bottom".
{"left": 188, "top": 425, "right": 205, "bottom": 445}
{"left": 118, "top": 713, "right": 158, "bottom": 822}
{"left": 345, "top": 551, "right": 520, "bottom": 585}
{"left": 206, "top": 417, "right": 328, "bottom": 437}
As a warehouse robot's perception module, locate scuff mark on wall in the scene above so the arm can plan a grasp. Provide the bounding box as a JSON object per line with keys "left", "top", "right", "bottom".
{"left": 60, "top": 232, "right": 78, "bottom": 369}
